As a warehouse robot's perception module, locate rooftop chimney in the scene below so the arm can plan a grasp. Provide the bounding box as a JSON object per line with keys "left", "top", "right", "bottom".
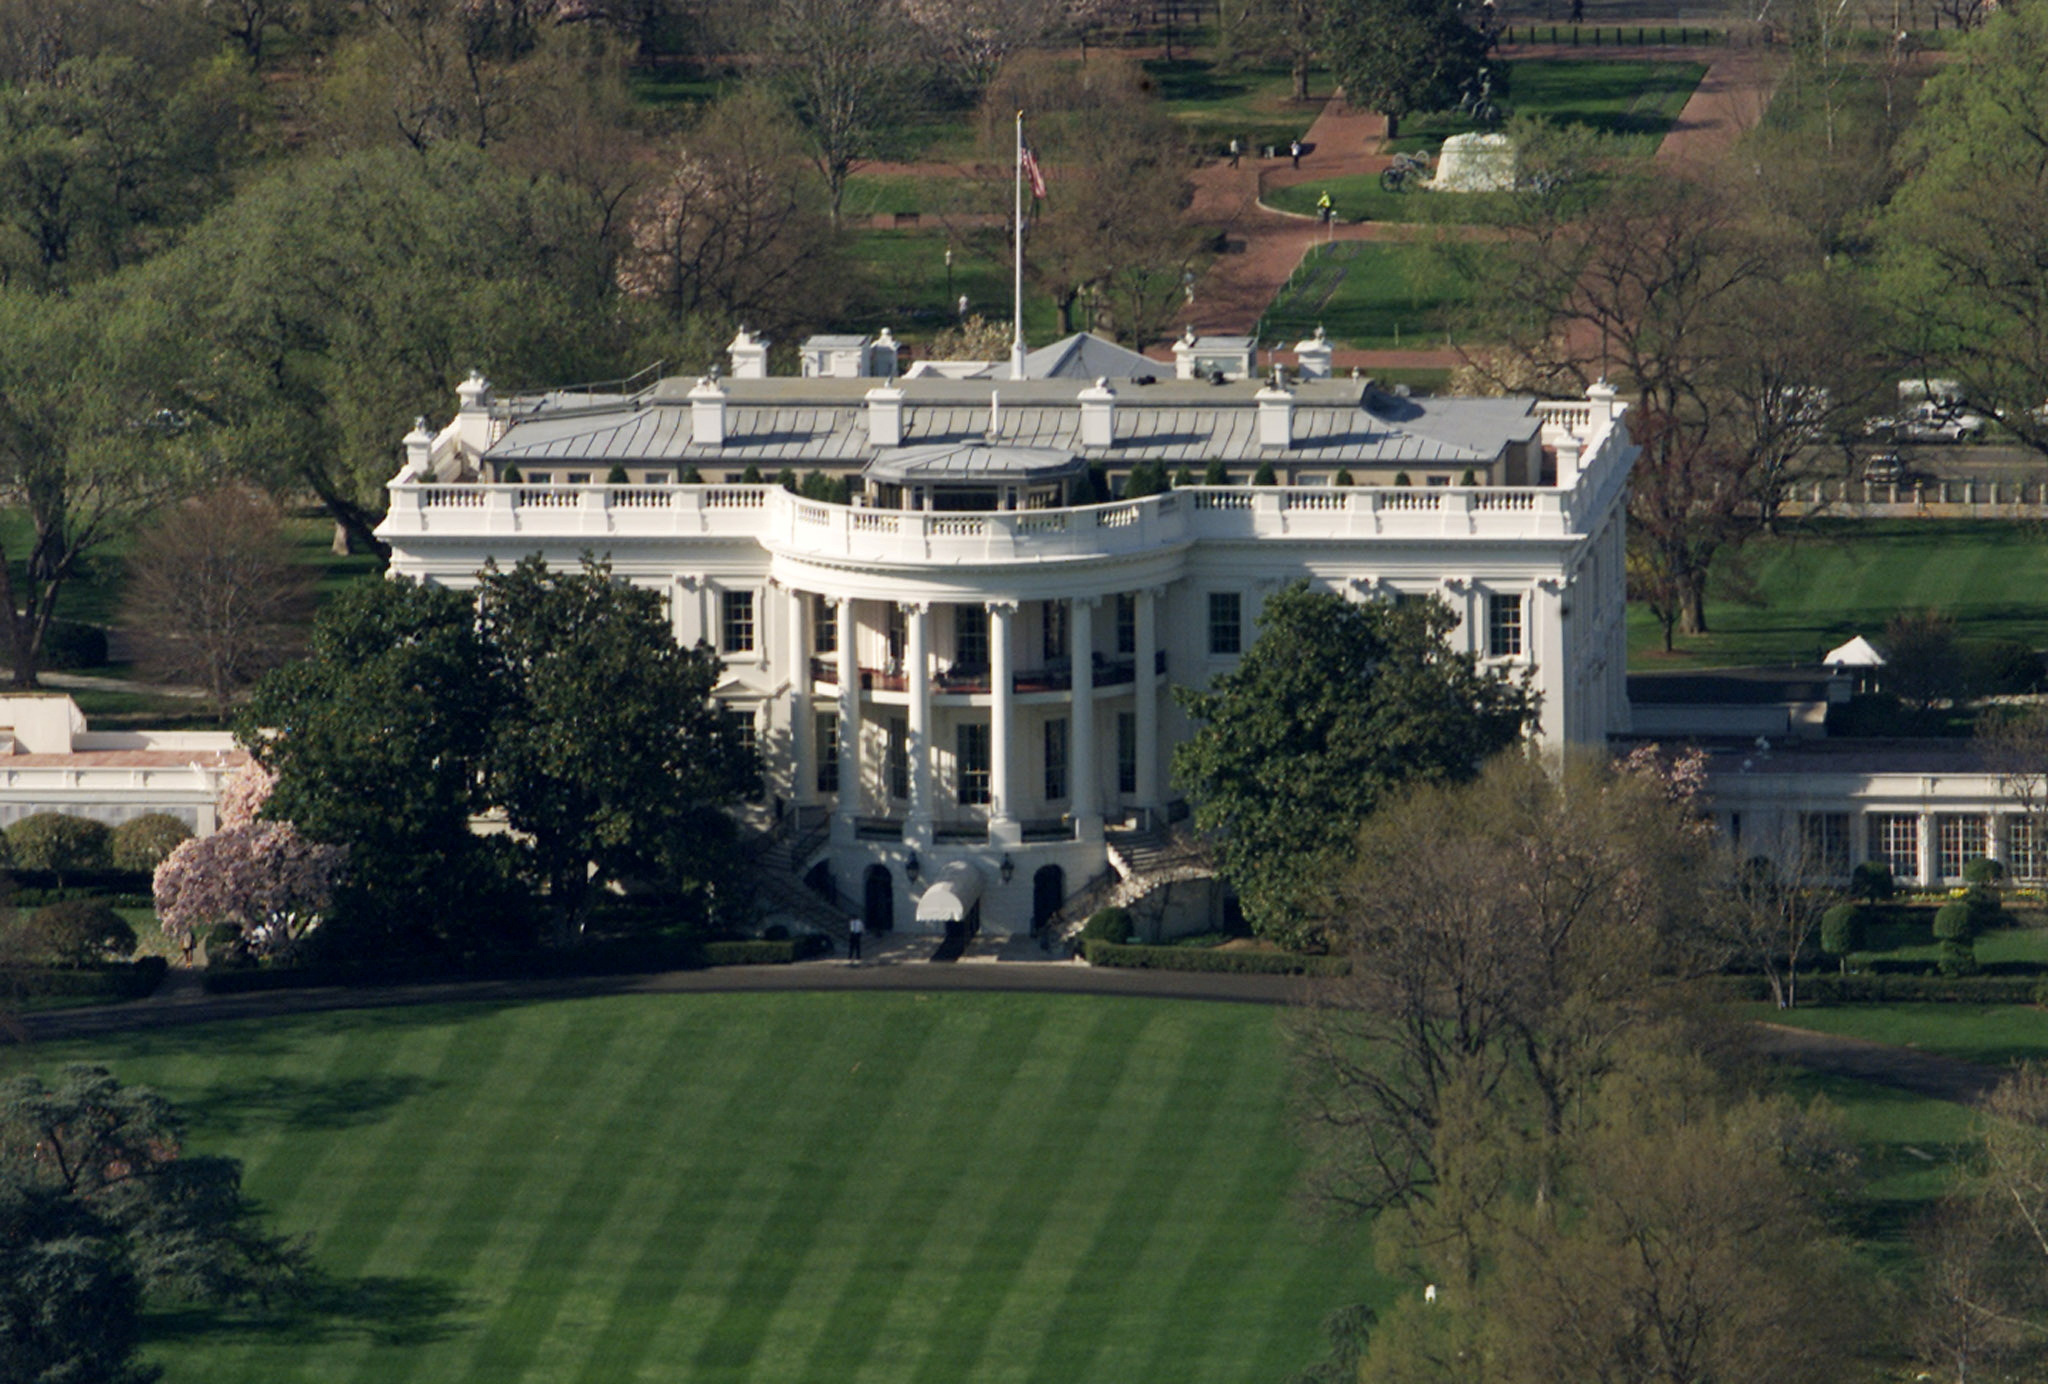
{"left": 401, "top": 416, "right": 435, "bottom": 479}
{"left": 728, "top": 327, "right": 769, "bottom": 380}
{"left": 1255, "top": 383, "right": 1294, "bottom": 449}
{"left": 866, "top": 382, "right": 905, "bottom": 447}
{"left": 1077, "top": 378, "right": 1117, "bottom": 449}
{"left": 689, "top": 376, "right": 727, "bottom": 447}
{"left": 1293, "top": 326, "right": 1332, "bottom": 380}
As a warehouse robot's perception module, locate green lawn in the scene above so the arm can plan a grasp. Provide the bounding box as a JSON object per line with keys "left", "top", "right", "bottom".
{"left": 1142, "top": 56, "right": 1330, "bottom": 156}
{"left": 1746, "top": 1002, "right": 2048, "bottom": 1069}
{"left": 1628, "top": 520, "right": 2048, "bottom": 670}
{"left": 1387, "top": 59, "right": 1706, "bottom": 155}
{"left": 842, "top": 231, "right": 1065, "bottom": 343}
{"left": 1261, "top": 241, "right": 1475, "bottom": 349}
{"left": 8, "top": 992, "right": 1384, "bottom": 1384}
{"left": 1265, "top": 176, "right": 1524, "bottom": 224}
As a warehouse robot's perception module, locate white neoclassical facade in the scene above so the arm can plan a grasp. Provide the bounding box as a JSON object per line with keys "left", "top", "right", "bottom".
{"left": 375, "top": 332, "right": 1637, "bottom": 935}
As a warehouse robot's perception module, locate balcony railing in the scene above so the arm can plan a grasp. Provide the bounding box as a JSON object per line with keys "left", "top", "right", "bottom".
{"left": 848, "top": 650, "right": 1169, "bottom": 697}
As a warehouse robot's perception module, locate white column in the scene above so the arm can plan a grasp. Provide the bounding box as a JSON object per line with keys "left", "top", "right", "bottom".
{"left": 1917, "top": 813, "right": 1935, "bottom": 887}
{"left": 907, "top": 602, "right": 933, "bottom": 847}
{"left": 990, "top": 601, "right": 1019, "bottom": 845}
{"left": 786, "top": 587, "right": 810, "bottom": 809}
{"left": 832, "top": 597, "right": 859, "bottom": 845}
{"left": 1134, "top": 587, "right": 1160, "bottom": 821}
{"left": 1069, "top": 596, "right": 1101, "bottom": 840}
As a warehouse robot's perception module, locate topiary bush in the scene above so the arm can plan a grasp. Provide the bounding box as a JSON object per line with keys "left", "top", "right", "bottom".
{"left": 606, "top": 465, "right": 629, "bottom": 484}
{"left": 111, "top": 813, "right": 192, "bottom": 873}
{"left": 1251, "top": 461, "right": 1278, "bottom": 486}
{"left": 6, "top": 813, "right": 112, "bottom": 882}
{"left": 1933, "top": 899, "right": 1976, "bottom": 942}
{"left": 1082, "top": 907, "right": 1132, "bottom": 945}
{"left": 1333, "top": 468, "right": 1355, "bottom": 486}
{"left": 1202, "top": 459, "right": 1228, "bottom": 486}
{"left": 1962, "top": 857, "right": 2005, "bottom": 886}
{"left": 1819, "top": 903, "right": 1864, "bottom": 970}
{"left": 24, "top": 900, "right": 137, "bottom": 965}
{"left": 1848, "top": 862, "right": 1896, "bottom": 903}
{"left": 1939, "top": 939, "right": 1981, "bottom": 977}
{"left": 41, "top": 620, "right": 108, "bottom": 671}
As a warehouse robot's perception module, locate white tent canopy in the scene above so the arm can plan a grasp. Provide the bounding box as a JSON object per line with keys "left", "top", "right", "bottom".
{"left": 1822, "top": 635, "right": 1886, "bottom": 667}
{"left": 914, "top": 861, "right": 986, "bottom": 924}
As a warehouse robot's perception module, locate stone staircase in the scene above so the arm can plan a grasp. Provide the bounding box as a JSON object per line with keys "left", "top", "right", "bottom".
{"left": 747, "top": 822, "right": 857, "bottom": 946}
{"left": 1045, "top": 824, "right": 1217, "bottom": 944}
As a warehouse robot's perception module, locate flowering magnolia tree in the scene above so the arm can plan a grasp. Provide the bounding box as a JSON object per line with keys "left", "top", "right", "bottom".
{"left": 154, "top": 762, "right": 344, "bottom": 963}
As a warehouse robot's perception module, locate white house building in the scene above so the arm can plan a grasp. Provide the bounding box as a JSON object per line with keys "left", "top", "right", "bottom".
{"left": 375, "top": 330, "right": 1637, "bottom": 935}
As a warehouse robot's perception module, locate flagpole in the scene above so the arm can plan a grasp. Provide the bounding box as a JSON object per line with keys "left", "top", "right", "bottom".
{"left": 1011, "top": 109, "right": 1026, "bottom": 382}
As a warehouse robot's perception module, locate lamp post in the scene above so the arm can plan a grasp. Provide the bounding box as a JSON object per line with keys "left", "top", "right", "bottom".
{"left": 945, "top": 245, "right": 954, "bottom": 306}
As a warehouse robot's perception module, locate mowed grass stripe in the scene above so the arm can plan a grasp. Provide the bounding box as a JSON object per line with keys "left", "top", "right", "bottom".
{"left": 785, "top": 996, "right": 1064, "bottom": 1384}
{"left": 562, "top": 997, "right": 810, "bottom": 1384}
{"left": 741, "top": 995, "right": 1019, "bottom": 1384}
{"left": 1010, "top": 1010, "right": 1243, "bottom": 1384}
{"left": 678, "top": 996, "right": 950, "bottom": 1378}
{"left": 1060, "top": 1009, "right": 1315, "bottom": 1382}
{"left": 849, "top": 1000, "right": 1126, "bottom": 1384}
{"left": 455, "top": 1002, "right": 738, "bottom": 1383}
{"left": 938, "top": 1004, "right": 1201, "bottom": 1384}
{"left": 636, "top": 997, "right": 915, "bottom": 1378}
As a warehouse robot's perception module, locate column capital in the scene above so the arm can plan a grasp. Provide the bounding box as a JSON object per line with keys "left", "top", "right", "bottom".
{"left": 986, "top": 599, "right": 1019, "bottom": 616}
{"left": 902, "top": 600, "right": 931, "bottom": 616}
{"left": 1071, "top": 594, "right": 1102, "bottom": 610}
{"left": 1142, "top": 585, "right": 1167, "bottom": 602}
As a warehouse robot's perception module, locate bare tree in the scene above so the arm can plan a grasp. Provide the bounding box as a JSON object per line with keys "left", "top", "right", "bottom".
{"left": 120, "top": 487, "right": 313, "bottom": 722}
{"left": 753, "top": 0, "right": 920, "bottom": 227}
{"left": 1980, "top": 704, "right": 2048, "bottom": 885}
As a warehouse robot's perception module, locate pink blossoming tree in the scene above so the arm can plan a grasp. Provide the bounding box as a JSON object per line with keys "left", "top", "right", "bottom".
{"left": 153, "top": 763, "right": 344, "bottom": 963}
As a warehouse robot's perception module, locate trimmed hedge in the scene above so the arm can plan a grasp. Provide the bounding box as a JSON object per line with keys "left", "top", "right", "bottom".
{"left": 2, "top": 957, "right": 166, "bottom": 1002}
{"left": 1084, "top": 940, "right": 1350, "bottom": 977}
{"left": 203, "top": 936, "right": 710, "bottom": 994}
{"left": 9, "top": 888, "right": 153, "bottom": 910}
{"left": 704, "top": 939, "right": 810, "bottom": 966}
{"left": 7, "top": 868, "right": 153, "bottom": 897}
{"left": 1704, "top": 972, "right": 2044, "bottom": 1004}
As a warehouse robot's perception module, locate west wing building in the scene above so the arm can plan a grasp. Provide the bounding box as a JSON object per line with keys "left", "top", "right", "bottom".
{"left": 376, "top": 332, "right": 1637, "bottom": 935}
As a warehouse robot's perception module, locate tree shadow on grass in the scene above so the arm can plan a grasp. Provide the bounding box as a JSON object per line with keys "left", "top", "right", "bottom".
{"left": 178, "top": 1073, "right": 443, "bottom": 1136}
{"left": 146, "top": 1271, "right": 472, "bottom": 1350}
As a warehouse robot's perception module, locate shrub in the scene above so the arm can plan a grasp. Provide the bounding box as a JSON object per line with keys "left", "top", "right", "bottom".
{"left": 0, "top": 958, "right": 165, "bottom": 1002}
{"left": 6, "top": 813, "right": 112, "bottom": 881}
{"left": 1819, "top": 903, "right": 1863, "bottom": 961}
{"left": 605, "top": 465, "right": 629, "bottom": 484}
{"left": 1172, "top": 465, "right": 1194, "bottom": 487}
{"left": 1459, "top": 468, "right": 1478, "bottom": 485}
{"left": 1933, "top": 900, "right": 1976, "bottom": 941}
{"left": 501, "top": 464, "right": 523, "bottom": 482}
{"left": 1083, "top": 939, "right": 1350, "bottom": 976}
{"left": 776, "top": 467, "right": 798, "bottom": 492}
{"left": 41, "top": 620, "right": 108, "bottom": 671}
{"left": 111, "top": 814, "right": 192, "bottom": 873}
{"left": 1251, "top": 461, "right": 1278, "bottom": 486}
{"left": 1333, "top": 468, "right": 1355, "bottom": 486}
{"left": 1848, "top": 862, "right": 1896, "bottom": 902}
{"left": 22, "top": 900, "right": 137, "bottom": 965}
{"left": 1962, "top": 857, "right": 2005, "bottom": 886}
{"left": 1082, "top": 907, "right": 1132, "bottom": 945}
{"left": 680, "top": 465, "right": 703, "bottom": 483}
{"left": 1969, "top": 638, "right": 2041, "bottom": 695}
{"left": 1394, "top": 470, "right": 1412, "bottom": 486}
{"left": 1202, "top": 459, "right": 1227, "bottom": 485}
{"left": 741, "top": 464, "right": 763, "bottom": 483}
{"left": 1939, "top": 938, "right": 1981, "bottom": 977}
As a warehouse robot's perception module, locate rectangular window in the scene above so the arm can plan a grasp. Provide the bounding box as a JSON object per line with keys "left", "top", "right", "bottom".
{"left": 1116, "top": 712, "right": 1137, "bottom": 795}
{"left": 643, "top": 471, "right": 670, "bottom": 485}
{"left": 1115, "top": 594, "right": 1136, "bottom": 655}
{"left": 957, "top": 722, "right": 991, "bottom": 806}
{"left": 567, "top": 471, "right": 591, "bottom": 485}
{"left": 723, "top": 708, "right": 756, "bottom": 754}
{"left": 954, "top": 605, "right": 989, "bottom": 669}
{"left": 720, "top": 590, "right": 756, "bottom": 655}
{"left": 1869, "top": 814, "right": 1920, "bottom": 883}
{"left": 1043, "top": 602, "right": 1068, "bottom": 662}
{"left": 813, "top": 595, "right": 837, "bottom": 655}
{"left": 1208, "top": 592, "right": 1242, "bottom": 656}
{"left": 1937, "top": 814, "right": 1989, "bottom": 881}
{"left": 1487, "top": 593, "right": 1524, "bottom": 659}
{"left": 527, "top": 471, "right": 553, "bottom": 484}
{"left": 887, "top": 717, "right": 909, "bottom": 800}
{"left": 815, "top": 713, "right": 839, "bottom": 794}
{"left": 1044, "top": 718, "right": 1068, "bottom": 800}
{"left": 1799, "top": 812, "right": 1852, "bottom": 877}
{"left": 2007, "top": 817, "right": 2043, "bottom": 882}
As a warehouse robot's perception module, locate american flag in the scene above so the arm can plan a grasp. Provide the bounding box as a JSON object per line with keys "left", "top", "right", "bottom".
{"left": 1021, "top": 144, "right": 1047, "bottom": 200}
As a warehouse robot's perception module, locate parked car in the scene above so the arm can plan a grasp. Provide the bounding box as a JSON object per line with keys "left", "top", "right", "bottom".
{"left": 1862, "top": 453, "right": 1904, "bottom": 483}
{"left": 1896, "top": 401, "right": 1987, "bottom": 443}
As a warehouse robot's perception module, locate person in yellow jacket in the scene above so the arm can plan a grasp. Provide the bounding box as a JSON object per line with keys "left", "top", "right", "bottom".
{"left": 1317, "top": 190, "right": 1333, "bottom": 224}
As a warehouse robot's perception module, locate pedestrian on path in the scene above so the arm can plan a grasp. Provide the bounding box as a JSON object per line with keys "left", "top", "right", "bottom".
{"left": 1228, "top": 136, "right": 1241, "bottom": 168}
{"left": 1317, "top": 190, "right": 1333, "bottom": 224}
{"left": 848, "top": 915, "right": 864, "bottom": 963}
{"left": 1289, "top": 138, "right": 1302, "bottom": 169}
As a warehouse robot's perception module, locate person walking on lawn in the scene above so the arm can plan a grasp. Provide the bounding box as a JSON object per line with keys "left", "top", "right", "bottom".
{"left": 848, "top": 915, "right": 864, "bottom": 963}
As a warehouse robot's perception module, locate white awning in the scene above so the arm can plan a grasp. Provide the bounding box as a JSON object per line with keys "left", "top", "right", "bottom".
{"left": 1822, "top": 635, "right": 1885, "bottom": 667}
{"left": 914, "top": 861, "right": 986, "bottom": 923}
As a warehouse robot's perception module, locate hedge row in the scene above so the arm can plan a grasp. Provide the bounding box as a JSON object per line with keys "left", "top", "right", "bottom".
{"left": 201, "top": 932, "right": 833, "bottom": 994}
{"left": 1703, "top": 972, "right": 2046, "bottom": 1005}
{"left": 1083, "top": 939, "right": 1350, "bottom": 977}
{"left": 11, "top": 888, "right": 153, "bottom": 910}
{"left": 7, "top": 869, "right": 154, "bottom": 896}
{"left": 3, "top": 957, "right": 167, "bottom": 1002}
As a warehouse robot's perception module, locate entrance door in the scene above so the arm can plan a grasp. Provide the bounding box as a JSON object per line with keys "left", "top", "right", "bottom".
{"left": 864, "top": 865, "right": 894, "bottom": 934}
{"left": 1032, "top": 865, "right": 1064, "bottom": 934}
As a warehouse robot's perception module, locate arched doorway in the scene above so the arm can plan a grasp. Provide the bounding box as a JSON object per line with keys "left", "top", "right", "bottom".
{"left": 863, "top": 865, "right": 894, "bottom": 934}
{"left": 1032, "top": 865, "right": 1064, "bottom": 934}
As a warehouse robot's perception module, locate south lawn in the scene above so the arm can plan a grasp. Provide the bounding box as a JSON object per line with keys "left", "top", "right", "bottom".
{"left": 14, "top": 992, "right": 1383, "bottom": 1384}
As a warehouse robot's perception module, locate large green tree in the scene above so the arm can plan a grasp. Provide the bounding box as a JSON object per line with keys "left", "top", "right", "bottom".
{"left": 476, "top": 555, "right": 756, "bottom": 940}
{"left": 146, "top": 144, "right": 624, "bottom": 558}
{"left": 1321, "top": 0, "right": 1490, "bottom": 136}
{"left": 242, "top": 576, "right": 518, "bottom": 955}
{"left": 0, "top": 1065, "right": 306, "bottom": 1383}
{"left": 1877, "top": 2, "right": 2048, "bottom": 457}
{"left": 1171, "top": 584, "right": 1532, "bottom": 947}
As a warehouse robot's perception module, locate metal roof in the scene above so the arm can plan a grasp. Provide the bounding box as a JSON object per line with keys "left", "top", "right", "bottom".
{"left": 485, "top": 379, "right": 1539, "bottom": 469}
{"left": 1022, "top": 331, "right": 1159, "bottom": 381}
{"left": 864, "top": 443, "right": 1086, "bottom": 484}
